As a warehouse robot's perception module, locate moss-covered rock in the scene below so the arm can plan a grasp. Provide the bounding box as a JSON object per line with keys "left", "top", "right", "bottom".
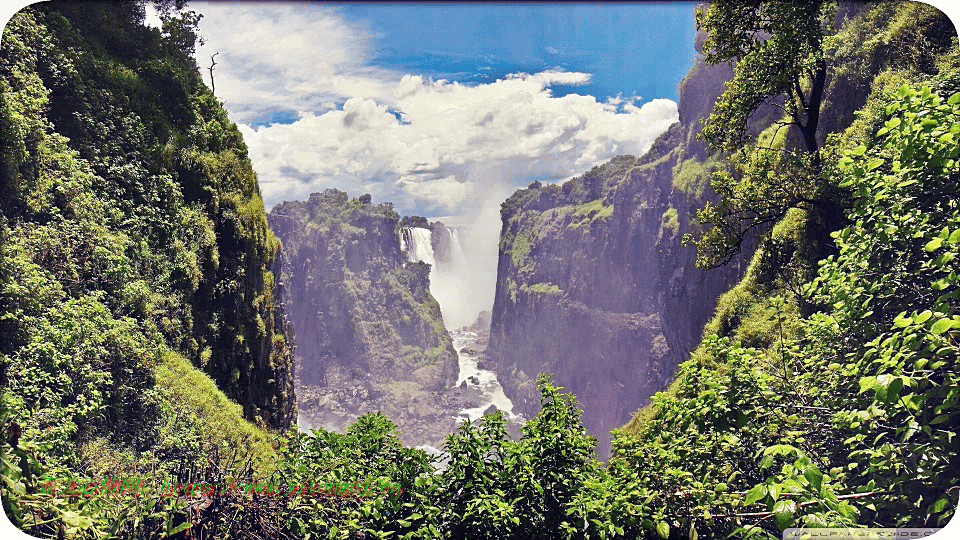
{"left": 268, "top": 189, "right": 459, "bottom": 446}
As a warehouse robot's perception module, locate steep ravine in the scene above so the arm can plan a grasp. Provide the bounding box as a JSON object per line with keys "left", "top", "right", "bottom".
{"left": 268, "top": 190, "right": 493, "bottom": 447}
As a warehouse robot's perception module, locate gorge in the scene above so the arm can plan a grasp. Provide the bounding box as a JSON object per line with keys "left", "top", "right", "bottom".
{"left": 265, "top": 16, "right": 762, "bottom": 459}
{"left": 268, "top": 191, "right": 520, "bottom": 448}
{"left": 263, "top": 3, "right": 942, "bottom": 462}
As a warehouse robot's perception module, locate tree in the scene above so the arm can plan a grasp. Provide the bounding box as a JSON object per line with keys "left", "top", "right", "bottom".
{"left": 690, "top": 1, "right": 839, "bottom": 269}
{"left": 698, "top": 0, "right": 834, "bottom": 156}
{"left": 160, "top": 8, "right": 204, "bottom": 56}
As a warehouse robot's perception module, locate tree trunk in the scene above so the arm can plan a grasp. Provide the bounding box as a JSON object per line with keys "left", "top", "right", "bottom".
{"left": 802, "top": 57, "right": 827, "bottom": 155}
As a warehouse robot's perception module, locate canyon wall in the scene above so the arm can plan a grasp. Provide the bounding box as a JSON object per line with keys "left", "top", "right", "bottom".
{"left": 486, "top": 1, "right": 884, "bottom": 458}
{"left": 487, "top": 38, "right": 750, "bottom": 459}
{"left": 268, "top": 190, "right": 463, "bottom": 446}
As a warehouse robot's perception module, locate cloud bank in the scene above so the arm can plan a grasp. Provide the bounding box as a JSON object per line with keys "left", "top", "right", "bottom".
{"left": 193, "top": 3, "right": 679, "bottom": 322}
{"left": 238, "top": 73, "right": 678, "bottom": 213}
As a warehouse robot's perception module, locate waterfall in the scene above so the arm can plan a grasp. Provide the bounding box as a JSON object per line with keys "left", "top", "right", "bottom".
{"left": 446, "top": 228, "right": 468, "bottom": 271}
{"left": 400, "top": 226, "right": 461, "bottom": 326}
{"left": 399, "top": 225, "right": 519, "bottom": 424}
{"left": 401, "top": 227, "right": 437, "bottom": 268}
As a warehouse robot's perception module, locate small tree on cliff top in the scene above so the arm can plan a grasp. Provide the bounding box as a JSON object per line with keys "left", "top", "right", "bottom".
{"left": 691, "top": 0, "right": 838, "bottom": 268}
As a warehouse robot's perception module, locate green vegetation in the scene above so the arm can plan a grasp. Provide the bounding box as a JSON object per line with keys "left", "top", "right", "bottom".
{"left": 499, "top": 156, "right": 636, "bottom": 223}
{"left": 1, "top": 0, "right": 292, "bottom": 533}
{"left": 569, "top": 199, "right": 614, "bottom": 229}
{"left": 671, "top": 155, "right": 718, "bottom": 197}
{"left": 155, "top": 350, "right": 278, "bottom": 473}
{"left": 3, "top": 0, "right": 959, "bottom": 538}
{"left": 511, "top": 225, "right": 532, "bottom": 267}
{"left": 689, "top": 1, "right": 956, "bottom": 270}
{"left": 621, "top": 83, "right": 960, "bottom": 536}
{"left": 698, "top": 1, "right": 832, "bottom": 155}
{"left": 660, "top": 207, "right": 679, "bottom": 232}
{"left": 524, "top": 282, "right": 564, "bottom": 296}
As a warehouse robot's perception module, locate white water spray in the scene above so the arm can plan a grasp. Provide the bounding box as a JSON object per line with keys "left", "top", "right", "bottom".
{"left": 400, "top": 226, "right": 473, "bottom": 329}
{"left": 400, "top": 225, "right": 518, "bottom": 421}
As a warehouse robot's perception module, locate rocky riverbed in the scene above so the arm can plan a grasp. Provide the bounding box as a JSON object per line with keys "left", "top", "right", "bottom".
{"left": 297, "top": 316, "right": 523, "bottom": 448}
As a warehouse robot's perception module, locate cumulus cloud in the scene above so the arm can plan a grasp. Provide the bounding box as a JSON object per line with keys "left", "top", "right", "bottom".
{"left": 194, "top": 2, "right": 400, "bottom": 124}
{"left": 193, "top": 3, "right": 679, "bottom": 320}
{"left": 239, "top": 73, "right": 677, "bottom": 212}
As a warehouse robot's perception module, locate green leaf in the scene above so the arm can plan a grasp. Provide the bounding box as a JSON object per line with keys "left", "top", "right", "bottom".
{"left": 804, "top": 467, "right": 823, "bottom": 492}
{"left": 885, "top": 377, "right": 904, "bottom": 403}
{"left": 657, "top": 521, "right": 670, "bottom": 539}
{"left": 166, "top": 522, "right": 192, "bottom": 536}
{"left": 745, "top": 484, "right": 768, "bottom": 505}
{"left": 773, "top": 500, "right": 796, "bottom": 529}
{"left": 931, "top": 318, "right": 953, "bottom": 335}
{"left": 925, "top": 238, "right": 943, "bottom": 251}
{"left": 784, "top": 478, "right": 805, "bottom": 493}
{"left": 763, "top": 444, "right": 800, "bottom": 457}
{"left": 949, "top": 92, "right": 960, "bottom": 106}
{"left": 894, "top": 313, "right": 912, "bottom": 327}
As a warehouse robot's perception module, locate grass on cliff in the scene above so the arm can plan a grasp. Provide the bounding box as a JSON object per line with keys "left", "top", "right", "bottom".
{"left": 523, "top": 282, "right": 564, "bottom": 296}
{"left": 156, "top": 350, "right": 279, "bottom": 474}
{"left": 567, "top": 199, "right": 614, "bottom": 229}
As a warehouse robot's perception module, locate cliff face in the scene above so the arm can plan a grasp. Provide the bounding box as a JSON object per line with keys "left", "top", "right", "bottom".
{"left": 268, "top": 190, "right": 461, "bottom": 446}
{"left": 486, "top": 1, "right": 900, "bottom": 458}
{"left": 488, "top": 37, "right": 750, "bottom": 458}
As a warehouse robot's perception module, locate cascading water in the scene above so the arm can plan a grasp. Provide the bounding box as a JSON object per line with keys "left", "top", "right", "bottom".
{"left": 401, "top": 227, "right": 437, "bottom": 269}
{"left": 445, "top": 228, "right": 468, "bottom": 270}
{"left": 399, "top": 226, "right": 519, "bottom": 425}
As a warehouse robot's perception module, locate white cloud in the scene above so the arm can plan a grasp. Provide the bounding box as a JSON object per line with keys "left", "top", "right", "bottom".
{"left": 194, "top": 2, "right": 400, "bottom": 124}
{"left": 193, "top": 3, "right": 679, "bottom": 318}
{"left": 239, "top": 72, "right": 677, "bottom": 212}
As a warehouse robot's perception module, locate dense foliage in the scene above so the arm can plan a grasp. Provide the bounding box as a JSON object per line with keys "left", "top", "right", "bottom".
{"left": 697, "top": 1, "right": 832, "bottom": 156}
{"left": 0, "top": 0, "right": 294, "bottom": 528}
{"left": 689, "top": 1, "right": 954, "bottom": 270}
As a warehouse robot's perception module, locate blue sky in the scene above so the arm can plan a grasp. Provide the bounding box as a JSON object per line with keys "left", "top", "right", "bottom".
{"left": 189, "top": 2, "right": 695, "bottom": 218}
{"left": 335, "top": 3, "right": 695, "bottom": 108}
{"left": 243, "top": 4, "right": 696, "bottom": 130}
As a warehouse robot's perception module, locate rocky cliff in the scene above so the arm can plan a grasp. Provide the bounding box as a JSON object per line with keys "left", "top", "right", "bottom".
{"left": 487, "top": 32, "right": 753, "bottom": 459}
{"left": 486, "top": 1, "right": 906, "bottom": 458}
{"left": 268, "top": 190, "right": 463, "bottom": 446}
